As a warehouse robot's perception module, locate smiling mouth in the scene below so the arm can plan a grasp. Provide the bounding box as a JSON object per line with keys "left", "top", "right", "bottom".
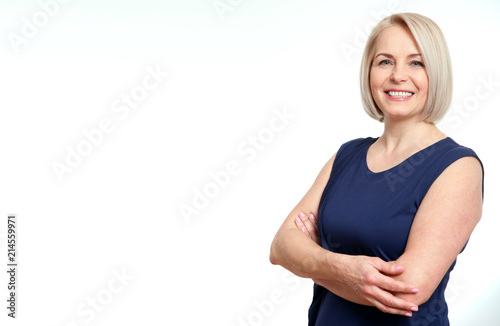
{"left": 385, "top": 91, "right": 414, "bottom": 98}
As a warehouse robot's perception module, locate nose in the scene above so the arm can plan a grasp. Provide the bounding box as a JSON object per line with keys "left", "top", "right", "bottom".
{"left": 390, "top": 64, "right": 408, "bottom": 83}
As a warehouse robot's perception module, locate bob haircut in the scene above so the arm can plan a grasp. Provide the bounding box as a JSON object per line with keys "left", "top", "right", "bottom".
{"left": 360, "top": 13, "right": 452, "bottom": 123}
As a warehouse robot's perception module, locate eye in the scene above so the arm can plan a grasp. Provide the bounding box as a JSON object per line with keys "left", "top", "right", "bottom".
{"left": 411, "top": 61, "right": 424, "bottom": 67}
{"left": 379, "top": 59, "right": 391, "bottom": 66}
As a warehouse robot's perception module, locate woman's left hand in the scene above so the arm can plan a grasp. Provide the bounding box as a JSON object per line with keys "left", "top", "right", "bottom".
{"left": 294, "top": 211, "right": 320, "bottom": 245}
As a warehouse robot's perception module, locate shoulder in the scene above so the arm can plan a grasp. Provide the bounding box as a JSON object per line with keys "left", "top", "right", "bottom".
{"left": 438, "top": 156, "right": 483, "bottom": 186}
{"left": 416, "top": 152, "right": 483, "bottom": 234}
{"left": 438, "top": 138, "right": 484, "bottom": 180}
{"left": 425, "top": 138, "right": 483, "bottom": 177}
{"left": 334, "top": 137, "right": 376, "bottom": 161}
{"left": 339, "top": 137, "right": 377, "bottom": 152}
{"left": 430, "top": 138, "right": 484, "bottom": 198}
{"left": 316, "top": 137, "right": 374, "bottom": 181}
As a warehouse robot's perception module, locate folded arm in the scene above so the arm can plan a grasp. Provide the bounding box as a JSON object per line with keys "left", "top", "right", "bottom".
{"left": 393, "top": 156, "right": 483, "bottom": 305}
{"left": 270, "top": 153, "right": 420, "bottom": 316}
{"left": 269, "top": 154, "right": 336, "bottom": 279}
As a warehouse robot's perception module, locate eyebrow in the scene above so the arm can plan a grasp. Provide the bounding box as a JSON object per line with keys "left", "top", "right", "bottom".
{"left": 375, "top": 53, "right": 422, "bottom": 59}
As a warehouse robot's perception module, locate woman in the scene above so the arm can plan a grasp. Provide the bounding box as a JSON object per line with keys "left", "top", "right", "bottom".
{"left": 269, "top": 13, "right": 484, "bottom": 325}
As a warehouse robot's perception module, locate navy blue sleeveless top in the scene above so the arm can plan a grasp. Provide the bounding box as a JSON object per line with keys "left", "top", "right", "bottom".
{"left": 309, "top": 137, "right": 484, "bottom": 326}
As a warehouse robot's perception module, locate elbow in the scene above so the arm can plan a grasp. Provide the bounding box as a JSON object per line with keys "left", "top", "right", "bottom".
{"left": 412, "top": 277, "right": 441, "bottom": 306}
{"left": 269, "top": 242, "right": 280, "bottom": 265}
{"left": 413, "top": 287, "right": 435, "bottom": 306}
{"left": 269, "top": 252, "right": 278, "bottom": 265}
{"left": 269, "top": 236, "right": 283, "bottom": 266}
{"left": 395, "top": 282, "right": 435, "bottom": 307}
{"left": 410, "top": 292, "right": 432, "bottom": 307}
{"left": 399, "top": 285, "right": 434, "bottom": 307}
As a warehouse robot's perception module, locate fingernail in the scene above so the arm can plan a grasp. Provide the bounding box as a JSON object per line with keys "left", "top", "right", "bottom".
{"left": 301, "top": 227, "right": 306, "bottom": 233}
{"left": 396, "top": 265, "right": 403, "bottom": 271}
{"left": 299, "top": 212, "right": 306, "bottom": 218}
{"left": 411, "top": 306, "right": 418, "bottom": 312}
{"left": 405, "top": 312, "right": 412, "bottom": 317}
{"left": 310, "top": 214, "right": 316, "bottom": 220}
{"left": 412, "top": 288, "right": 419, "bottom": 293}
{"left": 296, "top": 217, "right": 301, "bottom": 223}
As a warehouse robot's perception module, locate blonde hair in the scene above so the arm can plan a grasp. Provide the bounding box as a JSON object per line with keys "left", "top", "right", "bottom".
{"left": 360, "top": 13, "right": 452, "bottom": 123}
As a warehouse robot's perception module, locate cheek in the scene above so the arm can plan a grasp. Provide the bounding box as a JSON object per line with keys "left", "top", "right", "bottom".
{"left": 369, "top": 69, "right": 384, "bottom": 92}
{"left": 369, "top": 73, "right": 377, "bottom": 95}
{"left": 370, "top": 79, "right": 383, "bottom": 101}
{"left": 418, "top": 73, "right": 429, "bottom": 94}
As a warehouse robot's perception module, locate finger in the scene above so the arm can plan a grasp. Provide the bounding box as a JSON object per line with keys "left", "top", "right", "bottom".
{"left": 365, "top": 287, "right": 418, "bottom": 317}
{"left": 374, "top": 260, "right": 405, "bottom": 276}
{"left": 301, "top": 215, "right": 317, "bottom": 236}
{"left": 307, "top": 213, "right": 318, "bottom": 231}
{"left": 371, "top": 298, "right": 415, "bottom": 317}
{"left": 305, "top": 214, "right": 320, "bottom": 243}
{"left": 370, "top": 260, "right": 419, "bottom": 294}
{"left": 377, "top": 274, "right": 420, "bottom": 295}
{"left": 295, "top": 213, "right": 310, "bottom": 236}
{"left": 296, "top": 212, "right": 320, "bottom": 244}
{"left": 370, "top": 287, "right": 418, "bottom": 316}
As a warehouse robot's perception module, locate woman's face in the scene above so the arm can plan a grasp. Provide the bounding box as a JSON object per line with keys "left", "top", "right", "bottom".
{"left": 370, "top": 25, "right": 429, "bottom": 122}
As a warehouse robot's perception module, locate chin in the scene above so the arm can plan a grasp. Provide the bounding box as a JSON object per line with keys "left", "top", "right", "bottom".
{"left": 382, "top": 109, "right": 422, "bottom": 121}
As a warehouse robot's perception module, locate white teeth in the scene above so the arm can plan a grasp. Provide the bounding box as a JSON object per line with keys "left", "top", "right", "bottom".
{"left": 388, "top": 91, "right": 413, "bottom": 98}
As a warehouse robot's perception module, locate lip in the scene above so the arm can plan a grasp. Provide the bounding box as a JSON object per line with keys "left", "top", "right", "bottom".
{"left": 385, "top": 88, "right": 414, "bottom": 93}
{"left": 384, "top": 89, "right": 415, "bottom": 101}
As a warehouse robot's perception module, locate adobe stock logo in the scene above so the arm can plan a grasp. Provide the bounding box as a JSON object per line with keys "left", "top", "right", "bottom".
{"left": 383, "top": 139, "right": 437, "bottom": 192}
{"left": 235, "top": 270, "right": 303, "bottom": 326}
{"left": 75, "top": 268, "right": 133, "bottom": 323}
{"left": 58, "top": 267, "right": 134, "bottom": 326}
{"left": 339, "top": 0, "right": 403, "bottom": 63}
{"left": 212, "top": 0, "right": 244, "bottom": 21}
{"left": 442, "top": 74, "right": 499, "bottom": 129}
{"left": 179, "top": 106, "right": 296, "bottom": 224}
{"left": 51, "top": 65, "right": 168, "bottom": 182}
{"left": 7, "top": 0, "right": 72, "bottom": 53}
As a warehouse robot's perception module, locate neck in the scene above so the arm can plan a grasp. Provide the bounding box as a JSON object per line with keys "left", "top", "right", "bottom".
{"left": 378, "top": 116, "right": 445, "bottom": 153}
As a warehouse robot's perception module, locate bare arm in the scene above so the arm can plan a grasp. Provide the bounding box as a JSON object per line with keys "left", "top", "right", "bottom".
{"left": 270, "top": 153, "right": 420, "bottom": 316}
{"left": 269, "top": 154, "right": 336, "bottom": 279}
{"left": 393, "top": 156, "right": 483, "bottom": 305}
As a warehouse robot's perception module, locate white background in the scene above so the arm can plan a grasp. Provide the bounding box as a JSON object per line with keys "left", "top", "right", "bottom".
{"left": 0, "top": 0, "right": 499, "bottom": 325}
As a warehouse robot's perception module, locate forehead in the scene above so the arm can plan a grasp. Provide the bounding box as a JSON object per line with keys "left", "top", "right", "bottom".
{"left": 374, "top": 25, "right": 420, "bottom": 54}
